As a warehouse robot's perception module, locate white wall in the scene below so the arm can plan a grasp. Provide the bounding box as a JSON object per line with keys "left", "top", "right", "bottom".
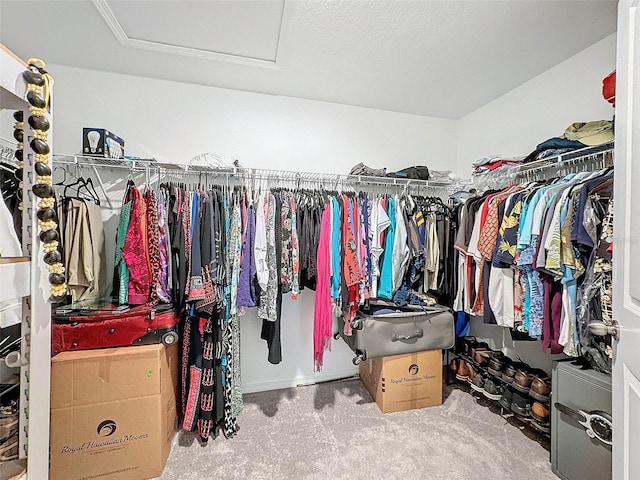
{"left": 34, "top": 64, "right": 457, "bottom": 393}
{"left": 46, "top": 65, "right": 457, "bottom": 171}
{"left": 456, "top": 33, "right": 617, "bottom": 174}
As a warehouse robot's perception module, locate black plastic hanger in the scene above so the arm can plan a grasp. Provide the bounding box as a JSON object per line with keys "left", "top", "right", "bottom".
{"left": 62, "top": 176, "right": 87, "bottom": 199}
{"left": 84, "top": 177, "right": 101, "bottom": 205}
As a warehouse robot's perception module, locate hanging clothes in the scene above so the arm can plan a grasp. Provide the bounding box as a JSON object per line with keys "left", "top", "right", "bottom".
{"left": 257, "top": 191, "right": 278, "bottom": 323}
{"left": 261, "top": 192, "right": 283, "bottom": 365}
{"left": 102, "top": 176, "right": 457, "bottom": 442}
{"left": 369, "top": 197, "right": 390, "bottom": 295}
{"left": 0, "top": 162, "right": 21, "bottom": 241}
{"left": 156, "top": 188, "right": 172, "bottom": 303}
{"left": 314, "top": 205, "right": 332, "bottom": 371}
{"left": 59, "top": 195, "right": 106, "bottom": 303}
{"left": 453, "top": 167, "right": 613, "bottom": 358}
{"left": 341, "top": 194, "right": 360, "bottom": 325}
{"left": 0, "top": 191, "right": 20, "bottom": 257}
{"left": 378, "top": 197, "right": 396, "bottom": 300}
{"left": 237, "top": 199, "right": 257, "bottom": 308}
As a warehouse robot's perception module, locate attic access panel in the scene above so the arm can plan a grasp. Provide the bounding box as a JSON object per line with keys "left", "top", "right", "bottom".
{"left": 103, "top": 0, "right": 285, "bottom": 62}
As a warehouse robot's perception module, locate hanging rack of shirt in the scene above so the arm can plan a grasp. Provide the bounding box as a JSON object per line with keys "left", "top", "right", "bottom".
{"left": 454, "top": 143, "right": 614, "bottom": 372}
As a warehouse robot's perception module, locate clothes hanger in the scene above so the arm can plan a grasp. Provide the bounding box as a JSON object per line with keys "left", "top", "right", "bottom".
{"left": 62, "top": 176, "right": 87, "bottom": 198}
{"left": 82, "top": 177, "right": 101, "bottom": 205}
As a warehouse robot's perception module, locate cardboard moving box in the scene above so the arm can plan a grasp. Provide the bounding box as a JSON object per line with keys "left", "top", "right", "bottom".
{"left": 50, "top": 344, "right": 178, "bottom": 480}
{"left": 359, "top": 350, "right": 443, "bottom": 413}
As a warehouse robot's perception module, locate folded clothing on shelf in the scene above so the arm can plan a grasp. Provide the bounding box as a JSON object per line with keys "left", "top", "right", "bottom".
{"left": 523, "top": 120, "right": 614, "bottom": 163}
{"left": 349, "top": 162, "right": 387, "bottom": 177}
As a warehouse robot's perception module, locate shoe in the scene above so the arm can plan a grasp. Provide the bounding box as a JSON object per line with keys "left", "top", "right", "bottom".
{"left": 531, "top": 402, "right": 550, "bottom": 424}
{"left": 512, "top": 369, "right": 535, "bottom": 393}
{"left": 488, "top": 355, "right": 511, "bottom": 377}
{"left": 501, "top": 361, "right": 529, "bottom": 384}
{"left": 466, "top": 362, "right": 477, "bottom": 385}
{"left": 458, "top": 336, "right": 477, "bottom": 355}
{"left": 499, "top": 386, "right": 514, "bottom": 411}
{"left": 530, "top": 419, "right": 551, "bottom": 434}
{"left": 473, "top": 349, "right": 498, "bottom": 366}
{"left": 470, "top": 372, "right": 487, "bottom": 393}
{"left": 469, "top": 342, "right": 490, "bottom": 359}
{"left": 529, "top": 377, "right": 552, "bottom": 403}
{"left": 462, "top": 337, "right": 478, "bottom": 356}
{"left": 449, "top": 359, "right": 460, "bottom": 375}
{"left": 456, "top": 360, "right": 470, "bottom": 381}
{"left": 510, "top": 390, "right": 532, "bottom": 417}
{"left": 531, "top": 403, "right": 551, "bottom": 434}
{"left": 483, "top": 377, "right": 506, "bottom": 401}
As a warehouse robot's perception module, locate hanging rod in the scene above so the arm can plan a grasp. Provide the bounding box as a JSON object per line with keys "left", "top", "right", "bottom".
{"left": 52, "top": 154, "right": 453, "bottom": 190}
{"left": 470, "top": 142, "right": 614, "bottom": 190}
{"left": 509, "top": 142, "right": 614, "bottom": 178}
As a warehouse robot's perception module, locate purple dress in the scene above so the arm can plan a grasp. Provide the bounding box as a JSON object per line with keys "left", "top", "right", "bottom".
{"left": 237, "top": 205, "right": 257, "bottom": 307}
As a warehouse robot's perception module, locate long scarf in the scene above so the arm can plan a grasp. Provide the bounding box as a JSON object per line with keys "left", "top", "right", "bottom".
{"left": 314, "top": 205, "right": 333, "bottom": 371}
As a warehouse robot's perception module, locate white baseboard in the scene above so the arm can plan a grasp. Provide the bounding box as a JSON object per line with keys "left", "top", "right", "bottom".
{"left": 242, "top": 368, "right": 359, "bottom": 394}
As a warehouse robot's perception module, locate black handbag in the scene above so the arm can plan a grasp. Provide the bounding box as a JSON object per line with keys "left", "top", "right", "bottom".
{"left": 387, "top": 165, "right": 430, "bottom": 181}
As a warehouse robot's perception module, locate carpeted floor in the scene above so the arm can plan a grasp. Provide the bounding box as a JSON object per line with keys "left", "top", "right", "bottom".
{"left": 159, "top": 378, "right": 557, "bottom": 480}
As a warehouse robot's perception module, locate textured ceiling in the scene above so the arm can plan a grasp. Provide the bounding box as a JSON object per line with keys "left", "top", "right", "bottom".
{"left": 0, "top": 0, "right": 617, "bottom": 119}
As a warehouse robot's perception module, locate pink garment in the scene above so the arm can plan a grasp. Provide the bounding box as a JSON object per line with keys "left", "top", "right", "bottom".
{"left": 122, "top": 188, "right": 151, "bottom": 304}
{"left": 314, "top": 206, "right": 333, "bottom": 372}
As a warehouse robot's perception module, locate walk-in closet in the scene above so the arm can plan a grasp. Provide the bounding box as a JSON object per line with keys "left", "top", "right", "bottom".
{"left": 0, "top": 1, "right": 637, "bottom": 479}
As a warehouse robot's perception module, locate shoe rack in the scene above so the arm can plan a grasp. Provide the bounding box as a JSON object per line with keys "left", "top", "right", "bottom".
{"left": 446, "top": 340, "right": 551, "bottom": 438}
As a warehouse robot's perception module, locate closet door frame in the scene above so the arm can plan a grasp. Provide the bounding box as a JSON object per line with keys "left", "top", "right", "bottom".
{"left": 612, "top": 1, "right": 640, "bottom": 479}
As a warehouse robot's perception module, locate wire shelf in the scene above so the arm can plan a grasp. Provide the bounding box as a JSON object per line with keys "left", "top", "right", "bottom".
{"left": 470, "top": 142, "right": 614, "bottom": 190}
{"left": 52, "top": 154, "right": 454, "bottom": 191}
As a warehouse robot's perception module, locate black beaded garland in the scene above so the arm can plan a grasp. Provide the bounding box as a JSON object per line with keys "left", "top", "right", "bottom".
{"left": 13, "top": 129, "right": 23, "bottom": 142}
{"left": 36, "top": 207, "right": 56, "bottom": 222}
{"left": 32, "top": 184, "right": 53, "bottom": 198}
{"left": 14, "top": 150, "right": 23, "bottom": 162}
{"left": 34, "top": 162, "right": 51, "bottom": 176}
{"left": 28, "top": 115, "right": 50, "bottom": 132}
{"left": 22, "top": 70, "right": 45, "bottom": 86}
{"left": 13, "top": 111, "right": 23, "bottom": 122}
{"left": 48, "top": 273, "right": 66, "bottom": 285}
{"left": 30, "top": 138, "right": 50, "bottom": 155}
{"left": 44, "top": 250, "right": 62, "bottom": 265}
{"left": 39, "top": 229, "right": 59, "bottom": 243}
{"left": 26, "top": 90, "right": 46, "bottom": 109}
{"left": 24, "top": 59, "right": 67, "bottom": 300}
